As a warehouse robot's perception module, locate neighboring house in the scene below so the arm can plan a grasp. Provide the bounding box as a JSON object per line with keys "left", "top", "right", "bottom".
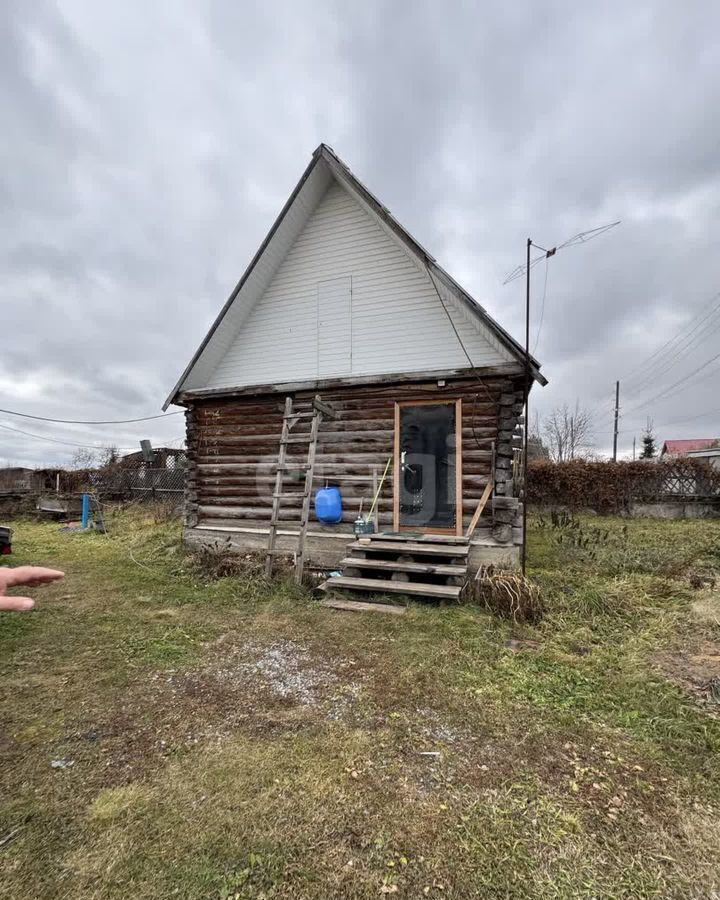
{"left": 686, "top": 446, "right": 720, "bottom": 471}
{"left": 658, "top": 439, "right": 720, "bottom": 497}
{"left": 165, "top": 144, "right": 545, "bottom": 586}
{"left": 661, "top": 438, "right": 719, "bottom": 456}
{"left": 0, "top": 467, "right": 33, "bottom": 493}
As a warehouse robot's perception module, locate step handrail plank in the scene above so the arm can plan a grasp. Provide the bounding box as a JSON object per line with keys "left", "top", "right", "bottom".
{"left": 465, "top": 477, "right": 495, "bottom": 539}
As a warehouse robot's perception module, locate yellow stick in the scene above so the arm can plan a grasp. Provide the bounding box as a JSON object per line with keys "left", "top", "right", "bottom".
{"left": 366, "top": 456, "right": 392, "bottom": 522}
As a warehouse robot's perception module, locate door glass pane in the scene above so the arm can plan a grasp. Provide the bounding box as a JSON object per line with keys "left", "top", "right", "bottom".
{"left": 399, "top": 403, "right": 456, "bottom": 529}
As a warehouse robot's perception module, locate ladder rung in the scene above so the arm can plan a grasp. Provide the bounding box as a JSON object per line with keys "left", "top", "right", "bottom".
{"left": 284, "top": 411, "right": 315, "bottom": 419}
{"left": 272, "top": 491, "right": 309, "bottom": 499}
{"left": 283, "top": 435, "right": 313, "bottom": 444}
{"left": 275, "top": 463, "right": 311, "bottom": 470}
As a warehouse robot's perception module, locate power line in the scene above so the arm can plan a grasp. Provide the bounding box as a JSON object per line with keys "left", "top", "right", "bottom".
{"left": 623, "top": 293, "right": 720, "bottom": 396}
{"left": 622, "top": 291, "right": 720, "bottom": 382}
{"left": 597, "top": 401, "right": 720, "bottom": 435}
{"left": 425, "top": 268, "right": 499, "bottom": 449}
{"left": 626, "top": 349, "right": 720, "bottom": 413}
{"left": 0, "top": 421, "right": 134, "bottom": 451}
{"left": 648, "top": 405, "right": 720, "bottom": 429}
{"left": 571, "top": 373, "right": 720, "bottom": 442}
{"left": 426, "top": 270, "right": 477, "bottom": 371}
{"left": 0, "top": 407, "right": 183, "bottom": 425}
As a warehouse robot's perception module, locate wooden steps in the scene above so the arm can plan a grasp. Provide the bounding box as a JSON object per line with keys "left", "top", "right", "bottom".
{"left": 319, "top": 531, "right": 470, "bottom": 603}
{"left": 320, "top": 576, "right": 461, "bottom": 599}
{"left": 320, "top": 598, "right": 407, "bottom": 615}
{"left": 363, "top": 532, "right": 468, "bottom": 545}
{"left": 340, "top": 557, "right": 466, "bottom": 577}
{"left": 348, "top": 540, "right": 469, "bottom": 557}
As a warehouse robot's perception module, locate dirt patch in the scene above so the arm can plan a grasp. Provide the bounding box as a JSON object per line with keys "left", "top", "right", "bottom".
{"left": 61, "top": 636, "right": 365, "bottom": 786}
{"left": 692, "top": 590, "right": 720, "bottom": 628}
{"left": 656, "top": 640, "right": 720, "bottom": 716}
{"left": 195, "top": 637, "right": 360, "bottom": 708}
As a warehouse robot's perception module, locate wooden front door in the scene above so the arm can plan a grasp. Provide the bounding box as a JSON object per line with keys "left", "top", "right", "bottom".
{"left": 393, "top": 399, "right": 462, "bottom": 535}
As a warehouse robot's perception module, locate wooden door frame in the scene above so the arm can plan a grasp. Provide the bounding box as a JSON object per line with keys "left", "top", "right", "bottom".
{"left": 393, "top": 397, "right": 463, "bottom": 536}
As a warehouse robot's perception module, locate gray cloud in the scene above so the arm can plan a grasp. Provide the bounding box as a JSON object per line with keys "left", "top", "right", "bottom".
{"left": 2, "top": 0, "right": 719, "bottom": 466}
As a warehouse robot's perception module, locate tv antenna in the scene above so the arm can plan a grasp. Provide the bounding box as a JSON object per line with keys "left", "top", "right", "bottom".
{"left": 504, "top": 220, "right": 621, "bottom": 574}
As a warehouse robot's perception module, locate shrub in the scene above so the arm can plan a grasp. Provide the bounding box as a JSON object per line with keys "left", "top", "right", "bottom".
{"left": 528, "top": 457, "right": 720, "bottom": 513}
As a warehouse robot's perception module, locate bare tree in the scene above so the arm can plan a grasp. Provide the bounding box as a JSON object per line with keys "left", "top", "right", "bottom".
{"left": 542, "top": 401, "right": 594, "bottom": 461}
{"left": 69, "top": 447, "right": 100, "bottom": 470}
{"left": 69, "top": 445, "right": 119, "bottom": 470}
{"left": 98, "top": 445, "right": 120, "bottom": 469}
{"left": 527, "top": 410, "right": 550, "bottom": 460}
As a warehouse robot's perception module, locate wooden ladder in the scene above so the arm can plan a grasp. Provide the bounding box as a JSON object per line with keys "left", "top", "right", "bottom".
{"left": 265, "top": 394, "right": 335, "bottom": 583}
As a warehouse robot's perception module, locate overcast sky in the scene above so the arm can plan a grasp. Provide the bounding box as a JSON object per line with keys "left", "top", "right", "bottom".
{"left": 3, "top": 0, "right": 720, "bottom": 466}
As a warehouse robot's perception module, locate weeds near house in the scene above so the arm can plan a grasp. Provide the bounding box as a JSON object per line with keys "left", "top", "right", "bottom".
{"left": 535, "top": 508, "right": 616, "bottom": 562}
{"left": 468, "top": 564, "right": 544, "bottom": 623}
{"left": 189, "top": 539, "right": 277, "bottom": 581}
{"left": 534, "top": 509, "right": 717, "bottom": 577}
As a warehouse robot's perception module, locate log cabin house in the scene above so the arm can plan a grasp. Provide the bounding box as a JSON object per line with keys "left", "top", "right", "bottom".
{"left": 165, "top": 145, "right": 546, "bottom": 600}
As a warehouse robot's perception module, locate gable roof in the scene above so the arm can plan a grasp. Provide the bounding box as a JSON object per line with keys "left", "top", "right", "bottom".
{"left": 164, "top": 144, "right": 546, "bottom": 408}
{"left": 661, "top": 438, "right": 720, "bottom": 455}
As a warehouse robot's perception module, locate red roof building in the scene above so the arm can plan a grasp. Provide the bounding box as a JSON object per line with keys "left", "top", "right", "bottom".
{"left": 661, "top": 438, "right": 719, "bottom": 456}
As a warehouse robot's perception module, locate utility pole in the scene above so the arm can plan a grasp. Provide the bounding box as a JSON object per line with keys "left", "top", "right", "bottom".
{"left": 632, "top": 436, "right": 636, "bottom": 460}
{"left": 521, "top": 238, "right": 531, "bottom": 575}
{"left": 612, "top": 380, "right": 620, "bottom": 462}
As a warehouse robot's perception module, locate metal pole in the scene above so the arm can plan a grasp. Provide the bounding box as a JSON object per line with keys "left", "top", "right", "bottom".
{"left": 372, "top": 466, "right": 379, "bottom": 533}
{"left": 521, "top": 237, "right": 531, "bottom": 575}
{"left": 613, "top": 380, "right": 620, "bottom": 462}
{"left": 81, "top": 492, "right": 90, "bottom": 529}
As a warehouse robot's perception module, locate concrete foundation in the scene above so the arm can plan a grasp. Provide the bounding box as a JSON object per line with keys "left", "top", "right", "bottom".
{"left": 631, "top": 500, "right": 720, "bottom": 519}
{"left": 184, "top": 525, "right": 520, "bottom": 572}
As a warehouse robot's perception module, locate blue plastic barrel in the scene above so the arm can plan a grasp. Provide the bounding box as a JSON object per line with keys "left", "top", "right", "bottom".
{"left": 315, "top": 486, "right": 342, "bottom": 524}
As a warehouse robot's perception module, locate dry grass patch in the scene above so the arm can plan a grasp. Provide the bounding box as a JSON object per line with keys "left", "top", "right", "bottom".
{"left": 2, "top": 513, "right": 720, "bottom": 897}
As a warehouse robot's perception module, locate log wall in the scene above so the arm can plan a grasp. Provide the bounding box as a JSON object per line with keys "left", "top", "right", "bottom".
{"left": 184, "top": 374, "right": 525, "bottom": 543}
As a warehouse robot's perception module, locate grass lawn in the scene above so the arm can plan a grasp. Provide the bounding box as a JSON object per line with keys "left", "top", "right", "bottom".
{"left": 1, "top": 510, "right": 720, "bottom": 899}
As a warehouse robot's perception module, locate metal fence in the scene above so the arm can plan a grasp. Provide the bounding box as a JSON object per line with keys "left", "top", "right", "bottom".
{"left": 0, "top": 461, "right": 186, "bottom": 503}
{"left": 94, "top": 466, "right": 185, "bottom": 496}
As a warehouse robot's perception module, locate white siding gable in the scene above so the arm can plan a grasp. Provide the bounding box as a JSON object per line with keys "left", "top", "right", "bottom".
{"left": 203, "top": 180, "right": 511, "bottom": 391}
{"left": 318, "top": 276, "right": 352, "bottom": 377}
